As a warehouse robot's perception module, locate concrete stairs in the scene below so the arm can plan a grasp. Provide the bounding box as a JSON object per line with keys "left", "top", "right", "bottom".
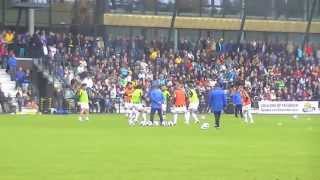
{"left": 0, "top": 69, "right": 40, "bottom": 114}
{"left": 0, "top": 69, "right": 17, "bottom": 99}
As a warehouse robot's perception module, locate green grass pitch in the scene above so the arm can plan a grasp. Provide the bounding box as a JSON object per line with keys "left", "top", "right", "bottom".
{"left": 0, "top": 114, "right": 319, "bottom": 180}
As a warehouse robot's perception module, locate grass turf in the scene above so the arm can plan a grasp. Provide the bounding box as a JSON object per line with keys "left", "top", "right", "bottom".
{"left": 0, "top": 114, "right": 319, "bottom": 180}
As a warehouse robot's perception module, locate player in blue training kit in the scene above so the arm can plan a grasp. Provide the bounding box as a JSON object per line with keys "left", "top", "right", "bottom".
{"left": 148, "top": 83, "right": 164, "bottom": 125}
{"left": 208, "top": 83, "right": 227, "bottom": 128}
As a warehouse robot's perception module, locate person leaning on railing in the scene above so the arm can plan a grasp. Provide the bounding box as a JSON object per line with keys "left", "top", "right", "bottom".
{"left": 0, "top": 84, "right": 7, "bottom": 113}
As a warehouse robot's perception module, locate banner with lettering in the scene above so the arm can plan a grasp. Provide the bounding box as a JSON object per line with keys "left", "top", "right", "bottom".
{"left": 258, "top": 101, "right": 320, "bottom": 114}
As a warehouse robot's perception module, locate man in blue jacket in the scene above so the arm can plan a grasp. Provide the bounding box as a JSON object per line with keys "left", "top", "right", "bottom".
{"left": 7, "top": 51, "right": 17, "bottom": 81}
{"left": 231, "top": 86, "right": 243, "bottom": 118}
{"left": 148, "top": 81, "right": 164, "bottom": 125}
{"left": 208, "top": 82, "right": 227, "bottom": 128}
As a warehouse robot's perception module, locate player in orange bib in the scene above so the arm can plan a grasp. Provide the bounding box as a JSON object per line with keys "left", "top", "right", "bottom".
{"left": 172, "top": 83, "right": 190, "bottom": 125}
{"left": 124, "top": 82, "right": 134, "bottom": 116}
{"left": 241, "top": 86, "right": 254, "bottom": 123}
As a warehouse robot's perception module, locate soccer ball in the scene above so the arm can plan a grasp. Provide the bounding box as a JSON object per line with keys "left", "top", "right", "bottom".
{"left": 128, "top": 120, "right": 135, "bottom": 126}
{"left": 154, "top": 121, "right": 159, "bottom": 126}
{"left": 146, "top": 121, "right": 153, "bottom": 126}
{"left": 200, "top": 123, "right": 210, "bottom": 130}
{"left": 140, "top": 121, "right": 146, "bottom": 126}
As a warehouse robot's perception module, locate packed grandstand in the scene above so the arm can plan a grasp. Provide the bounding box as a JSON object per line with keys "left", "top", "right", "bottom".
{"left": 0, "top": 29, "right": 319, "bottom": 113}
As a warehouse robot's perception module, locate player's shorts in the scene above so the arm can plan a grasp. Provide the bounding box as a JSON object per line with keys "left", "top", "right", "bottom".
{"left": 162, "top": 104, "right": 167, "bottom": 112}
{"left": 132, "top": 103, "right": 144, "bottom": 111}
{"left": 243, "top": 104, "right": 251, "bottom": 111}
{"left": 188, "top": 102, "right": 199, "bottom": 111}
{"left": 79, "top": 102, "right": 89, "bottom": 111}
{"left": 172, "top": 106, "right": 187, "bottom": 114}
{"left": 124, "top": 102, "right": 133, "bottom": 110}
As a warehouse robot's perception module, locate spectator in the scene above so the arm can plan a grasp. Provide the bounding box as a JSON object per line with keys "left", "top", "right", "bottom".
{"left": 0, "top": 37, "right": 8, "bottom": 68}
{"left": 16, "top": 89, "right": 23, "bottom": 112}
{"left": 4, "top": 30, "right": 15, "bottom": 52}
{"left": 7, "top": 51, "right": 17, "bottom": 81}
{"left": 0, "top": 84, "right": 7, "bottom": 113}
{"left": 16, "top": 67, "right": 26, "bottom": 88}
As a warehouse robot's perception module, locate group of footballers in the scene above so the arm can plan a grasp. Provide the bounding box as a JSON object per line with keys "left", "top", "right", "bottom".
{"left": 123, "top": 81, "right": 201, "bottom": 126}
{"left": 75, "top": 80, "right": 254, "bottom": 128}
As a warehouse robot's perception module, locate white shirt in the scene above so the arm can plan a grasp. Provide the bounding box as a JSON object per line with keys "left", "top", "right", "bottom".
{"left": 110, "top": 86, "right": 117, "bottom": 99}
{"left": 140, "top": 62, "right": 148, "bottom": 72}
{"left": 82, "top": 77, "right": 93, "bottom": 89}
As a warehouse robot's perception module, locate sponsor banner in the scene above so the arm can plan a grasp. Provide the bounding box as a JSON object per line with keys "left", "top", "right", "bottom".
{"left": 258, "top": 101, "right": 320, "bottom": 114}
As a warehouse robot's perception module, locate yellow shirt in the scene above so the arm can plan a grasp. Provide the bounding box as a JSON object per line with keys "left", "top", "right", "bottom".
{"left": 4, "top": 33, "right": 14, "bottom": 44}
{"left": 150, "top": 51, "right": 157, "bottom": 60}
{"left": 175, "top": 57, "right": 182, "bottom": 64}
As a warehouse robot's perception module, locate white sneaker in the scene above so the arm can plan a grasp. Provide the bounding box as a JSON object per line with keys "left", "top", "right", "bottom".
{"left": 79, "top": 117, "right": 83, "bottom": 122}
{"left": 85, "top": 117, "right": 89, "bottom": 121}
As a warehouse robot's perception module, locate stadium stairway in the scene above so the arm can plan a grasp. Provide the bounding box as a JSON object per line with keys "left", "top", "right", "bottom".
{"left": 0, "top": 69, "right": 38, "bottom": 114}
{"left": 0, "top": 68, "right": 18, "bottom": 113}
{"left": 0, "top": 69, "right": 17, "bottom": 99}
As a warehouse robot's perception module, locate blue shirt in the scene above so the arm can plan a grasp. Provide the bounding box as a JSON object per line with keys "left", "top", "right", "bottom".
{"left": 16, "top": 70, "right": 25, "bottom": 83}
{"left": 208, "top": 87, "right": 227, "bottom": 112}
{"left": 120, "top": 68, "right": 128, "bottom": 77}
{"left": 232, "top": 91, "right": 242, "bottom": 105}
{"left": 8, "top": 56, "right": 17, "bottom": 68}
{"left": 149, "top": 88, "right": 164, "bottom": 109}
{"left": 296, "top": 48, "right": 303, "bottom": 61}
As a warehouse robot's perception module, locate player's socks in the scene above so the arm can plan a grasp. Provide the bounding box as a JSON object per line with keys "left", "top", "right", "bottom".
{"left": 79, "top": 116, "right": 83, "bottom": 121}
{"left": 85, "top": 116, "right": 89, "bottom": 121}
{"left": 248, "top": 112, "right": 253, "bottom": 123}
{"left": 244, "top": 116, "right": 248, "bottom": 123}
{"left": 185, "top": 112, "right": 190, "bottom": 124}
{"left": 128, "top": 110, "right": 135, "bottom": 122}
{"left": 192, "top": 112, "right": 199, "bottom": 123}
{"left": 249, "top": 117, "right": 254, "bottom": 123}
{"left": 142, "top": 113, "right": 147, "bottom": 122}
{"left": 134, "top": 112, "right": 140, "bottom": 122}
{"left": 173, "top": 113, "right": 178, "bottom": 125}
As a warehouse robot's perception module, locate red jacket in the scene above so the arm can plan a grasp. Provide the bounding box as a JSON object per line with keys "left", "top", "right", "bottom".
{"left": 0, "top": 41, "right": 7, "bottom": 57}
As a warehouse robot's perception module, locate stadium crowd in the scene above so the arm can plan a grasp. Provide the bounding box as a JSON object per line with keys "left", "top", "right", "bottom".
{"left": 0, "top": 29, "right": 319, "bottom": 113}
